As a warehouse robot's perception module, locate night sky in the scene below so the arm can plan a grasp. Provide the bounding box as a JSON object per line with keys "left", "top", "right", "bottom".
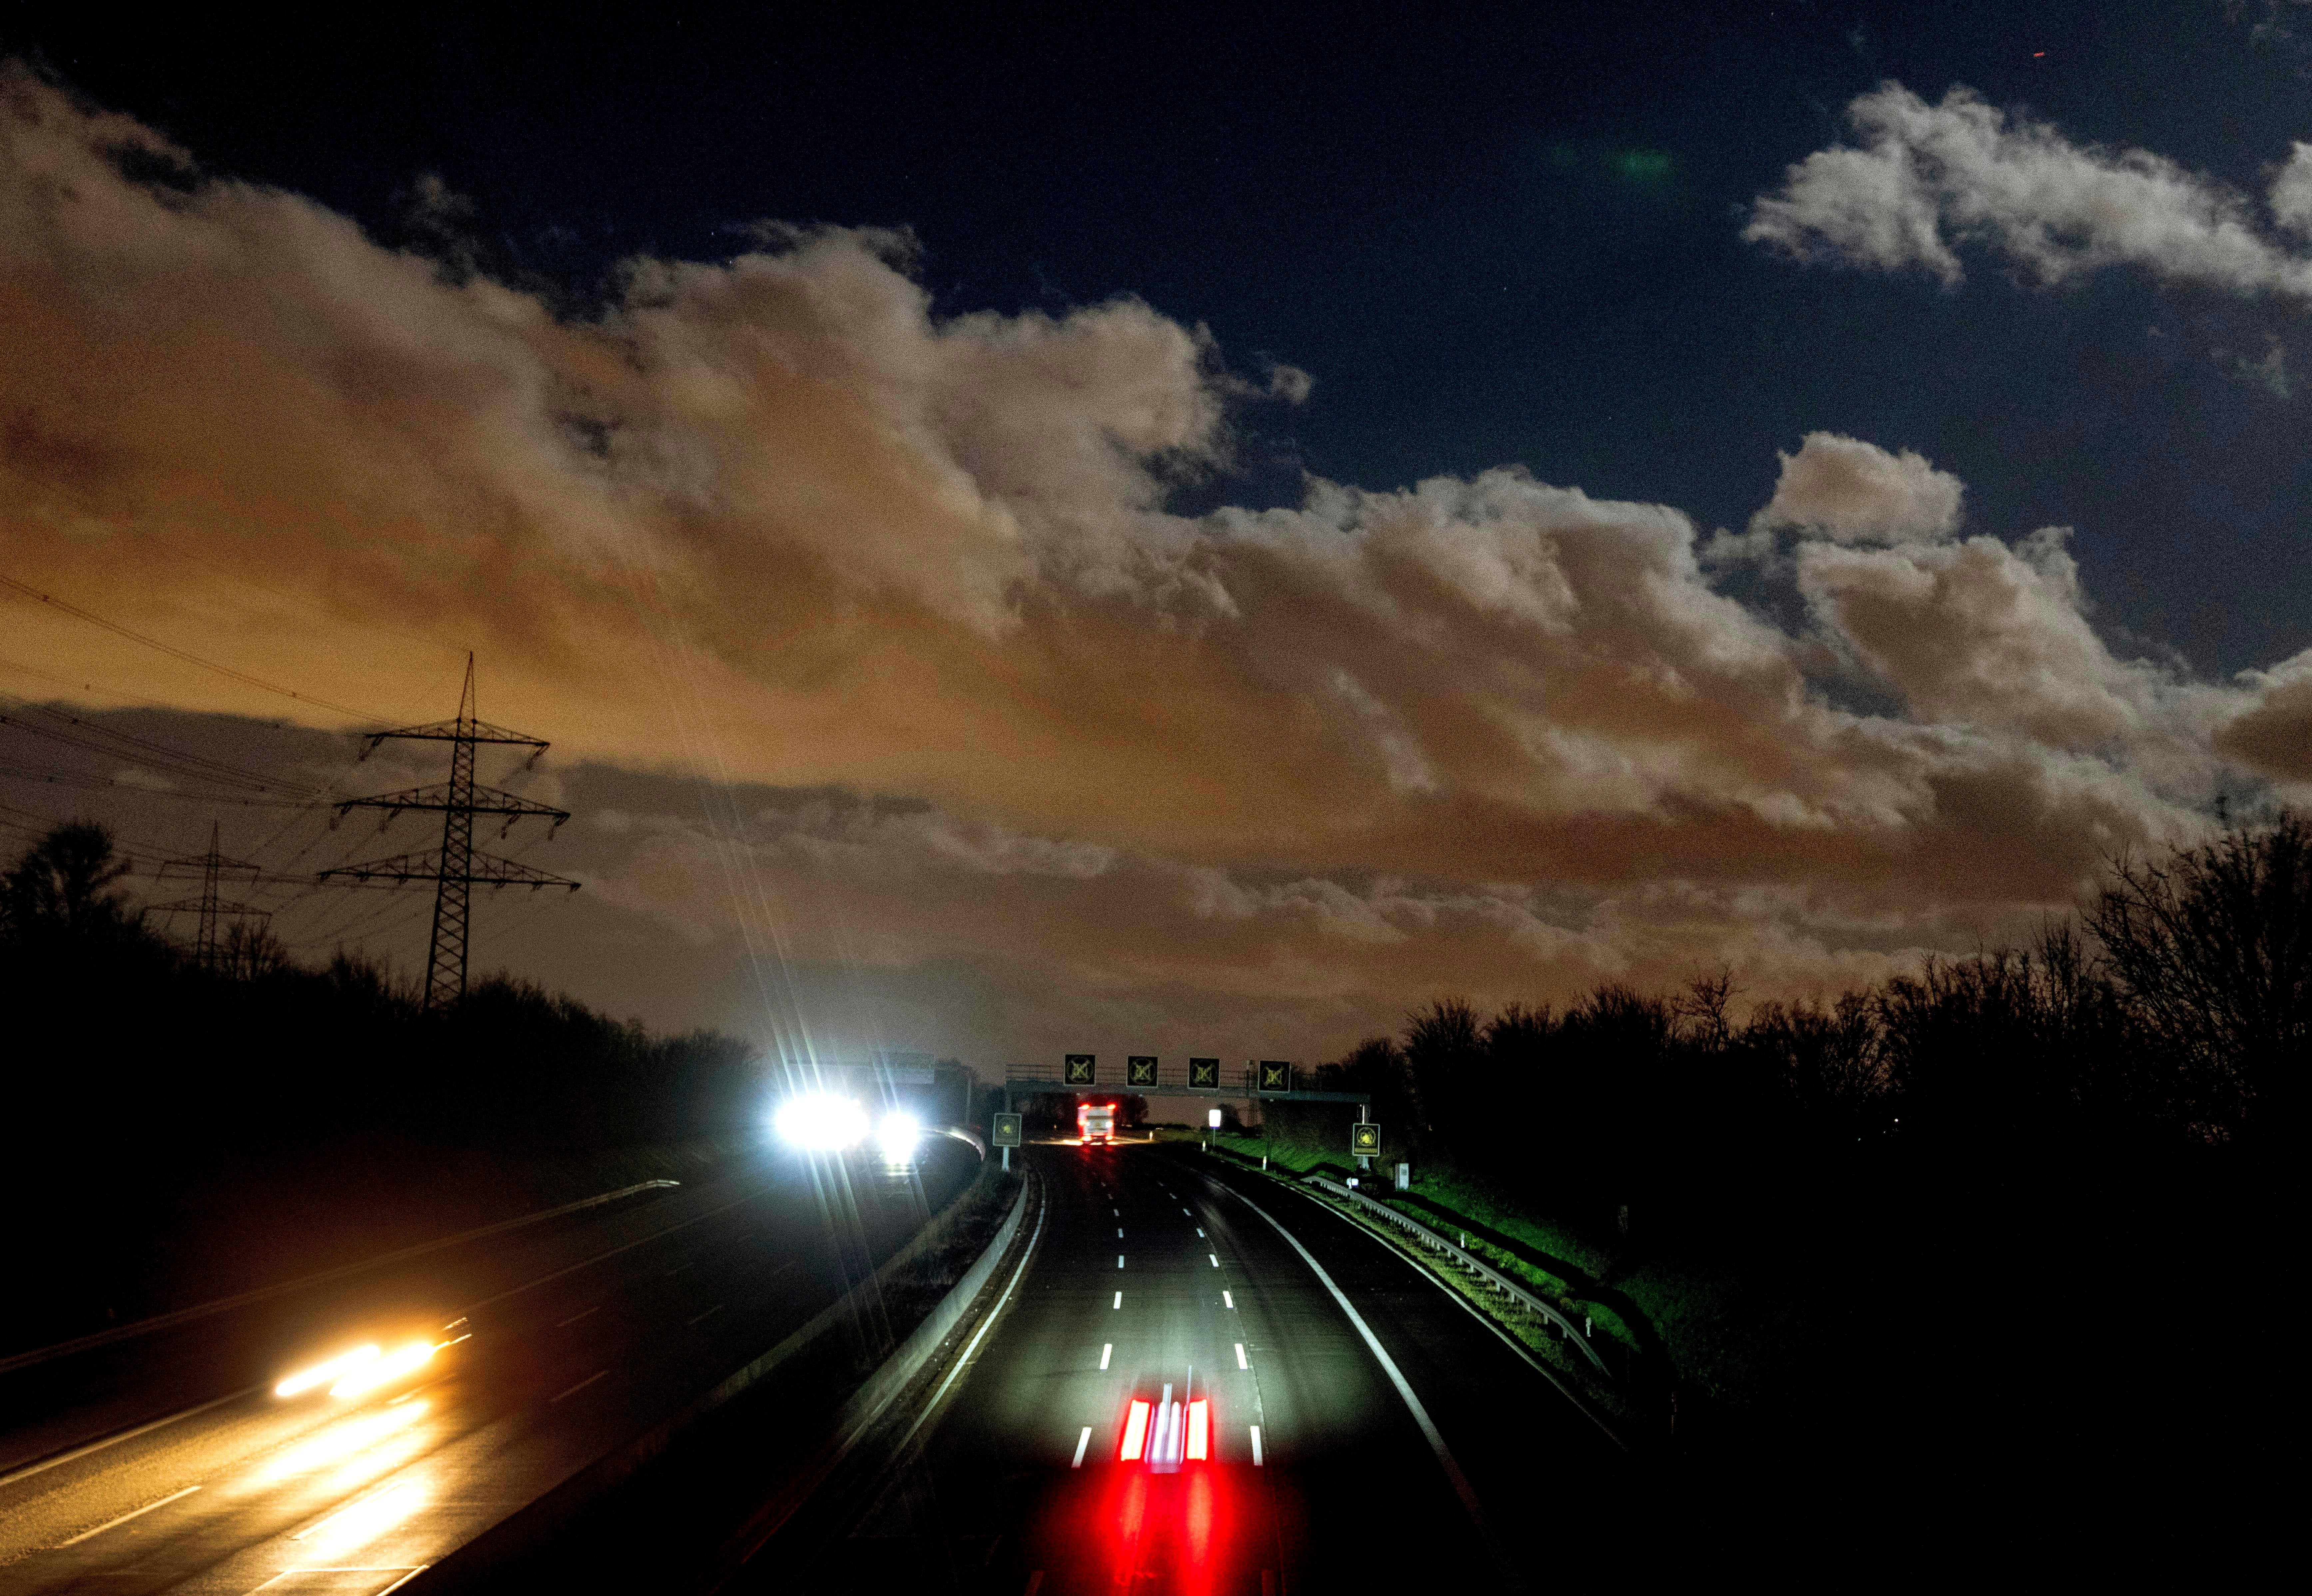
{"left": 1, "top": 2, "right": 2307, "bottom": 1071}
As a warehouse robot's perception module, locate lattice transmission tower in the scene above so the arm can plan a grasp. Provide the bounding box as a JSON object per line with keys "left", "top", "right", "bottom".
{"left": 318, "top": 655, "right": 577, "bottom": 1010}
{"left": 152, "top": 821, "right": 269, "bottom": 972}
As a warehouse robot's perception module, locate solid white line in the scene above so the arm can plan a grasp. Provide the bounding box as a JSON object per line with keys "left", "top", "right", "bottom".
{"left": 1295, "top": 1182, "right": 1629, "bottom": 1452}
{"left": 890, "top": 1188, "right": 1050, "bottom": 1454}
{"left": 0, "top": 1386, "right": 257, "bottom": 1490}
{"left": 1072, "top": 1426, "right": 1092, "bottom": 1467}
{"left": 1223, "top": 1290, "right": 1234, "bottom": 1309}
{"left": 1113, "top": 1292, "right": 1123, "bottom": 1309}
{"left": 1249, "top": 1425, "right": 1263, "bottom": 1466}
{"left": 1230, "top": 1187, "right": 1520, "bottom": 1586}
{"left": 555, "top": 1306, "right": 599, "bottom": 1328}
{"left": 58, "top": 1484, "right": 201, "bottom": 1546}
{"left": 290, "top": 1481, "right": 400, "bottom": 1541}
{"left": 550, "top": 1371, "right": 607, "bottom": 1403}
{"left": 1236, "top": 1343, "right": 1248, "bottom": 1370}
{"left": 1100, "top": 1343, "right": 1112, "bottom": 1370}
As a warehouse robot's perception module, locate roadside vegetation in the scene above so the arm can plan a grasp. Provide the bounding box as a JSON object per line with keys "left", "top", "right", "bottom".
{"left": 1246, "top": 812, "right": 2306, "bottom": 1463}
{"left": 0, "top": 820, "right": 766, "bottom": 1353}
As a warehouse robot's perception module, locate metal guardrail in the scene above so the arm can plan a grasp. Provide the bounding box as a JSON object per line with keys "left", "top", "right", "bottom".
{"left": 1301, "top": 1174, "right": 1615, "bottom": 1381}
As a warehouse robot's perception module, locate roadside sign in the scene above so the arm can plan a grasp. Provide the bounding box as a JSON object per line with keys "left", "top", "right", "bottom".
{"left": 993, "top": 1113, "right": 1023, "bottom": 1148}
{"left": 1350, "top": 1122, "right": 1382, "bottom": 1156}
{"left": 1065, "top": 1054, "right": 1096, "bottom": 1085}
{"left": 1257, "top": 1060, "right": 1292, "bottom": 1092}
{"left": 1127, "top": 1055, "right": 1158, "bottom": 1087}
{"left": 1188, "top": 1057, "right": 1220, "bottom": 1088}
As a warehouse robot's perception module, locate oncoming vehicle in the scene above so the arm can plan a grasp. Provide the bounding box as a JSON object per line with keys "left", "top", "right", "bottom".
{"left": 273, "top": 1316, "right": 470, "bottom": 1403}
{"left": 1077, "top": 1101, "right": 1117, "bottom": 1144}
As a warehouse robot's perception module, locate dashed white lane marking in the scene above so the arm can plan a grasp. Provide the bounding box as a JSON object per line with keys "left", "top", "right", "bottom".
{"left": 1197, "top": 1228, "right": 1205, "bottom": 1237}
{"left": 1072, "top": 1428, "right": 1092, "bottom": 1468}
{"left": 1250, "top": 1425, "right": 1264, "bottom": 1466}
{"left": 58, "top": 1484, "right": 201, "bottom": 1546}
{"left": 1113, "top": 1292, "right": 1123, "bottom": 1309}
{"left": 551, "top": 1371, "right": 608, "bottom": 1403}
{"left": 687, "top": 1303, "right": 723, "bottom": 1327}
{"left": 555, "top": 1306, "right": 599, "bottom": 1328}
{"left": 1236, "top": 1342, "right": 1248, "bottom": 1369}
{"left": 1209, "top": 1254, "right": 1219, "bottom": 1267}
{"left": 1117, "top": 1228, "right": 1124, "bottom": 1238}
{"left": 664, "top": 1262, "right": 692, "bottom": 1277}
{"left": 1100, "top": 1343, "right": 1112, "bottom": 1370}
{"left": 1182, "top": 1207, "right": 1191, "bottom": 1215}
{"left": 1027, "top": 1572, "right": 1047, "bottom": 1594}
{"left": 1223, "top": 1290, "right": 1234, "bottom": 1309}
{"left": 1118, "top": 1255, "right": 1126, "bottom": 1269}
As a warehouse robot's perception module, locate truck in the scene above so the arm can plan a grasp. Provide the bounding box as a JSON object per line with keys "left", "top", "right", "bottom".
{"left": 1077, "top": 1100, "right": 1117, "bottom": 1144}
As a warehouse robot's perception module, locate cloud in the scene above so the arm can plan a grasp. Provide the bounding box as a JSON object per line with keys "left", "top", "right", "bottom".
{"left": 2215, "top": 334, "right": 2291, "bottom": 398}
{"left": 1744, "top": 82, "right": 2312, "bottom": 300}
{"left": 0, "top": 66, "right": 2294, "bottom": 1064}
{"left": 2216, "top": 648, "right": 2312, "bottom": 782}
{"left": 1750, "top": 431, "right": 1965, "bottom": 545}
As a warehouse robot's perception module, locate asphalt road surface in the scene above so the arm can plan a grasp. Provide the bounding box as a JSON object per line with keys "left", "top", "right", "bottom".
{"left": 0, "top": 1141, "right": 975, "bottom": 1596}
{"left": 743, "top": 1141, "right": 1633, "bottom": 1594}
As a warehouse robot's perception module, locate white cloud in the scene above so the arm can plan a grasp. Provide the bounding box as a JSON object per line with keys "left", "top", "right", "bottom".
{"left": 1751, "top": 432, "right": 1965, "bottom": 545}
{"left": 1745, "top": 83, "right": 2312, "bottom": 301}
{"left": 2271, "top": 142, "right": 2312, "bottom": 235}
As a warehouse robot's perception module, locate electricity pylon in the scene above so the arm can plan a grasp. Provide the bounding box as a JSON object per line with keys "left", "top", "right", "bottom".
{"left": 318, "top": 655, "right": 577, "bottom": 1010}
{"left": 152, "top": 821, "right": 268, "bottom": 971}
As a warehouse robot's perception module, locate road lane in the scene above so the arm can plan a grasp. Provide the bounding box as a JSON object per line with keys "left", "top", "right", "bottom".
{"left": 741, "top": 1139, "right": 1617, "bottom": 1592}
{"left": 0, "top": 1145, "right": 976, "bottom": 1594}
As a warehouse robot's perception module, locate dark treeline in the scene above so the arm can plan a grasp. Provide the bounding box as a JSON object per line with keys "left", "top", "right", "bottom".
{"left": 1, "top": 820, "right": 762, "bottom": 1342}
{"left": 1285, "top": 812, "right": 2304, "bottom": 1236}
{"left": 1267, "top": 814, "right": 2302, "bottom": 1493}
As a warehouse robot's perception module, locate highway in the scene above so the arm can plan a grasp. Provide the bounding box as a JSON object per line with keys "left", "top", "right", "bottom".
{"left": 0, "top": 1141, "right": 976, "bottom": 1596}
{"left": 736, "top": 1140, "right": 1633, "bottom": 1593}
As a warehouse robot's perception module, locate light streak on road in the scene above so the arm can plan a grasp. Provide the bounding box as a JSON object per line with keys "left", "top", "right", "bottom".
{"left": 257, "top": 1400, "right": 431, "bottom": 1483}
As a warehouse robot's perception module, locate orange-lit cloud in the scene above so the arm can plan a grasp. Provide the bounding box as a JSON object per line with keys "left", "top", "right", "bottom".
{"left": 1, "top": 66, "right": 2299, "bottom": 1062}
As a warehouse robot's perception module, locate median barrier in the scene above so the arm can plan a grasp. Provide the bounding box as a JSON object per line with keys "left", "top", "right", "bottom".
{"left": 419, "top": 1165, "right": 1030, "bottom": 1593}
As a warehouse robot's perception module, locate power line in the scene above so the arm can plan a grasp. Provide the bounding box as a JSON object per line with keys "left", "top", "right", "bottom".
{"left": 0, "top": 702, "right": 330, "bottom": 797}
{"left": 0, "top": 574, "right": 385, "bottom": 722}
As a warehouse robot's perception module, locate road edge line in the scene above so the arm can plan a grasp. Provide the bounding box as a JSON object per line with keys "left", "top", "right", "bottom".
{"left": 1228, "top": 1185, "right": 1528, "bottom": 1593}
{"left": 1285, "top": 1182, "right": 1632, "bottom": 1452}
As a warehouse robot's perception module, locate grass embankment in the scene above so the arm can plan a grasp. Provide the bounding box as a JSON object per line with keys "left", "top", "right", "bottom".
{"left": 1178, "top": 1130, "right": 1798, "bottom": 1426}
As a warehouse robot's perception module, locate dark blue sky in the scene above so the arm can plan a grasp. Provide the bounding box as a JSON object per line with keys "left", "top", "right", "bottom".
{"left": 10, "top": 0, "right": 2307, "bottom": 674}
